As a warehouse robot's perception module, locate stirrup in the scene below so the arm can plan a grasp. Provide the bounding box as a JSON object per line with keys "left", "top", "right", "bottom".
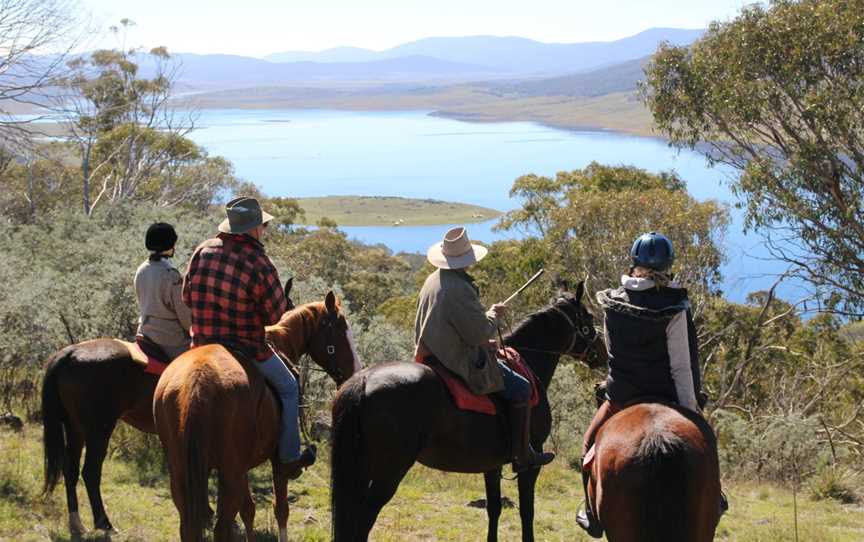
{"left": 512, "top": 449, "right": 555, "bottom": 472}
{"left": 276, "top": 445, "right": 317, "bottom": 479}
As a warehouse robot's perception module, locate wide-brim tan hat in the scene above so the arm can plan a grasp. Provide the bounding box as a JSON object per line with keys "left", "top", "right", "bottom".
{"left": 218, "top": 196, "right": 274, "bottom": 234}
{"left": 427, "top": 226, "right": 488, "bottom": 269}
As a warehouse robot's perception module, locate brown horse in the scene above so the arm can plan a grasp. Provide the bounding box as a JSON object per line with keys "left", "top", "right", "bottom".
{"left": 330, "top": 283, "right": 607, "bottom": 542}
{"left": 154, "top": 290, "right": 361, "bottom": 542}
{"left": 588, "top": 402, "right": 721, "bottom": 542}
{"left": 41, "top": 280, "right": 293, "bottom": 534}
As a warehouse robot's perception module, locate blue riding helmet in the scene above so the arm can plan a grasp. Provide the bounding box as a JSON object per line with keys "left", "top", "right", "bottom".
{"left": 630, "top": 232, "right": 674, "bottom": 271}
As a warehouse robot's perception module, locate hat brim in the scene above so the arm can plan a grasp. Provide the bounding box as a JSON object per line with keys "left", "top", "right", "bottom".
{"left": 426, "top": 242, "right": 488, "bottom": 269}
{"left": 218, "top": 210, "right": 275, "bottom": 234}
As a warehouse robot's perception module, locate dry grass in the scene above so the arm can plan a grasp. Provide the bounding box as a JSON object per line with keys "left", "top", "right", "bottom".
{"left": 1, "top": 424, "right": 862, "bottom": 541}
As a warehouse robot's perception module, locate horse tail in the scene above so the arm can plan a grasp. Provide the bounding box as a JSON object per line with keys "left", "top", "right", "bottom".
{"left": 41, "top": 348, "right": 70, "bottom": 496}
{"left": 180, "top": 384, "right": 211, "bottom": 542}
{"left": 330, "top": 372, "right": 368, "bottom": 542}
{"left": 637, "top": 429, "right": 690, "bottom": 542}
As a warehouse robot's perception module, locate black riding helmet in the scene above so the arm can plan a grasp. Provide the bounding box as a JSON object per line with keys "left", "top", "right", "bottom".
{"left": 145, "top": 222, "right": 178, "bottom": 252}
{"left": 630, "top": 232, "right": 674, "bottom": 271}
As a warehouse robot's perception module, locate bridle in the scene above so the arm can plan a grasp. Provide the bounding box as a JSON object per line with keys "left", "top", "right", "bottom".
{"left": 509, "top": 299, "right": 598, "bottom": 360}
{"left": 307, "top": 312, "right": 344, "bottom": 384}
{"left": 550, "top": 303, "right": 597, "bottom": 360}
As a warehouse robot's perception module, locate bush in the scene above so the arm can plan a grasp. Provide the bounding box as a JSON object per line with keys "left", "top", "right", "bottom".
{"left": 808, "top": 465, "right": 861, "bottom": 504}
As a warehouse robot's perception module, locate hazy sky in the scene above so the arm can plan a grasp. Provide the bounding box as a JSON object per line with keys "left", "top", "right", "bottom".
{"left": 78, "top": 0, "right": 764, "bottom": 57}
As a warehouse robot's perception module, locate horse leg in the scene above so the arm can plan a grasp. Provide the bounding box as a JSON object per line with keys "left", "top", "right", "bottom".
{"left": 82, "top": 422, "right": 117, "bottom": 532}
{"left": 517, "top": 467, "right": 540, "bottom": 542}
{"left": 239, "top": 478, "right": 256, "bottom": 542}
{"left": 362, "top": 470, "right": 410, "bottom": 541}
{"left": 484, "top": 469, "right": 503, "bottom": 542}
{"left": 271, "top": 463, "right": 290, "bottom": 542}
{"left": 214, "top": 472, "right": 246, "bottom": 542}
{"left": 62, "top": 430, "right": 85, "bottom": 534}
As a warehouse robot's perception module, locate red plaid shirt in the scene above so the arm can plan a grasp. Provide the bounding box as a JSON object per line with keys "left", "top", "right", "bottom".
{"left": 182, "top": 233, "right": 288, "bottom": 361}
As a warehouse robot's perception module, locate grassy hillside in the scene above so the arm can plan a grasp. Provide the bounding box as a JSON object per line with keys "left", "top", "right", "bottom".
{"left": 295, "top": 196, "right": 502, "bottom": 226}
{"left": 189, "top": 86, "right": 656, "bottom": 137}
{"left": 1, "top": 424, "right": 862, "bottom": 541}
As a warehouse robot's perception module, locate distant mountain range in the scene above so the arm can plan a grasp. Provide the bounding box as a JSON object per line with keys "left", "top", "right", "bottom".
{"left": 145, "top": 54, "right": 495, "bottom": 89}
{"left": 263, "top": 28, "right": 702, "bottom": 74}
{"left": 489, "top": 56, "right": 649, "bottom": 98}
{"left": 124, "top": 27, "right": 702, "bottom": 93}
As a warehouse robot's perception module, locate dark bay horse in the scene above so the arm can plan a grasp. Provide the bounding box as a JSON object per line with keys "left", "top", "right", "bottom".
{"left": 589, "top": 402, "right": 721, "bottom": 542}
{"left": 154, "top": 291, "right": 361, "bottom": 542}
{"left": 330, "top": 283, "right": 606, "bottom": 542}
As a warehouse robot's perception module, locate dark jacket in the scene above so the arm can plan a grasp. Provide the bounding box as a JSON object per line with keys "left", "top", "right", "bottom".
{"left": 596, "top": 276, "right": 701, "bottom": 411}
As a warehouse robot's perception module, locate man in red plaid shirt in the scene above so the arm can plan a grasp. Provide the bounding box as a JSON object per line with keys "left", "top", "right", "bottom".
{"left": 183, "top": 196, "right": 315, "bottom": 475}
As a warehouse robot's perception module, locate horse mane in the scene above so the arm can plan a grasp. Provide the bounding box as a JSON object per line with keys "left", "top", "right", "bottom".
{"left": 504, "top": 301, "right": 560, "bottom": 345}
{"left": 266, "top": 301, "right": 330, "bottom": 359}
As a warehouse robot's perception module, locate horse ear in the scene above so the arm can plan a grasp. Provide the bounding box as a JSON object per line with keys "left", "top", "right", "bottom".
{"left": 325, "top": 290, "right": 338, "bottom": 314}
{"left": 575, "top": 280, "right": 585, "bottom": 302}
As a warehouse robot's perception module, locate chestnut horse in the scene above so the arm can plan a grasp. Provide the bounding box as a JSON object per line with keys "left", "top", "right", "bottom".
{"left": 154, "top": 290, "right": 361, "bottom": 542}
{"left": 330, "top": 283, "right": 607, "bottom": 542}
{"left": 588, "top": 402, "right": 721, "bottom": 542}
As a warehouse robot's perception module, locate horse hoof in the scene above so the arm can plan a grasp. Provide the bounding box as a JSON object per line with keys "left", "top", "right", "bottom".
{"left": 68, "top": 513, "right": 85, "bottom": 535}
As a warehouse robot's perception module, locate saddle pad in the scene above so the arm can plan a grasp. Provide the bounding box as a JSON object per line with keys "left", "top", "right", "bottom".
{"left": 416, "top": 347, "right": 540, "bottom": 416}
{"left": 134, "top": 338, "right": 168, "bottom": 376}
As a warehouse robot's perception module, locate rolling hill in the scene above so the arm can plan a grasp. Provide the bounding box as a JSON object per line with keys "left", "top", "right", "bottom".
{"left": 264, "top": 28, "right": 701, "bottom": 74}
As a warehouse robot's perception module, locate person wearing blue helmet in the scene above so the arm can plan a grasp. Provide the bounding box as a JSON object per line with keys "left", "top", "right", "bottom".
{"left": 576, "top": 232, "right": 723, "bottom": 538}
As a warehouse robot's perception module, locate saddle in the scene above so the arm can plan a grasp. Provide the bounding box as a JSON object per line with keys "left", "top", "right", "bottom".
{"left": 135, "top": 335, "right": 173, "bottom": 376}
{"left": 416, "top": 347, "right": 540, "bottom": 415}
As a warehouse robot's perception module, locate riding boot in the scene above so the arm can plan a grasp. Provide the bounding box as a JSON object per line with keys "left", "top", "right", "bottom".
{"left": 510, "top": 401, "right": 554, "bottom": 472}
{"left": 274, "top": 444, "right": 317, "bottom": 480}
{"left": 575, "top": 467, "right": 604, "bottom": 538}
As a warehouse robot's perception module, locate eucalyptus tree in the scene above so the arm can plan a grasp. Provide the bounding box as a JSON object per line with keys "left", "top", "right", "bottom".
{"left": 642, "top": 0, "right": 864, "bottom": 314}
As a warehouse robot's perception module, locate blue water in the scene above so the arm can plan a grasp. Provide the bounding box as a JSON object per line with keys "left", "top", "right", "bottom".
{"left": 188, "top": 109, "right": 798, "bottom": 302}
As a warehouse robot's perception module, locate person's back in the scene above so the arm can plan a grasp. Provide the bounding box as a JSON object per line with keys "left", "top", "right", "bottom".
{"left": 183, "top": 232, "right": 283, "bottom": 360}
{"left": 575, "top": 232, "right": 724, "bottom": 538}
{"left": 414, "top": 226, "right": 554, "bottom": 470}
{"left": 183, "top": 196, "right": 314, "bottom": 477}
{"left": 135, "top": 223, "right": 191, "bottom": 360}
{"left": 598, "top": 275, "right": 699, "bottom": 410}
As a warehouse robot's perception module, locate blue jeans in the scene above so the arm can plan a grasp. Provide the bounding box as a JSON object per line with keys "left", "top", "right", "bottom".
{"left": 497, "top": 359, "right": 531, "bottom": 402}
{"left": 257, "top": 352, "right": 301, "bottom": 463}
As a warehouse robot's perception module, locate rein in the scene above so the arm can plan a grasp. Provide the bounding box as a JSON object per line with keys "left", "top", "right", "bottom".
{"left": 506, "top": 303, "right": 598, "bottom": 360}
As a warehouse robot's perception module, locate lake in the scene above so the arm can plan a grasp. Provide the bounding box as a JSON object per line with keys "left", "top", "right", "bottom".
{"left": 188, "top": 108, "right": 797, "bottom": 302}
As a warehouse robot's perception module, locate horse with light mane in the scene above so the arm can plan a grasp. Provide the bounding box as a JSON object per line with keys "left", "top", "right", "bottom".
{"left": 154, "top": 290, "right": 360, "bottom": 542}
{"left": 41, "top": 280, "right": 291, "bottom": 535}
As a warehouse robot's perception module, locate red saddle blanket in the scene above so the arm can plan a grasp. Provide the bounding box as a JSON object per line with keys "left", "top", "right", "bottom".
{"left": 416, "top": 347, "right": 540, "bottom": 415}
{"left": 134, "top": 336, "right": 172, "bottom": 376}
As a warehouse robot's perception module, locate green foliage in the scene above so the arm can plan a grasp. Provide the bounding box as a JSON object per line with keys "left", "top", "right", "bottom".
{"left": 493, "top": 162, "right": 729, "bottom": 308}
{"left": 63, "top": 40, "right": 239, "bottom": 214}
{"left": 642, "top": 0, "right": 864, "bottom": 313}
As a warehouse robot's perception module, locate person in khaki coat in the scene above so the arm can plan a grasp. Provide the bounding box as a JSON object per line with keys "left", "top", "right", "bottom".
{"left": 134, "top": 223, "right": 191, "bottom": 360}
{"left": 415, "top": 226, "right": 555, "bottom": 470}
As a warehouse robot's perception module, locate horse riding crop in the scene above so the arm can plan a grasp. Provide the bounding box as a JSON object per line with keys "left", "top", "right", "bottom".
{"left": 502, "top": 269, "right": 545, "bottom": 305}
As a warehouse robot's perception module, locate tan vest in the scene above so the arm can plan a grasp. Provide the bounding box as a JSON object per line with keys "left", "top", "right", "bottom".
{"left": 134, "top": 257, "right": 191, "bottom": 349}
{"left": 414, "top": 269, "right": 505, "bottom": 395}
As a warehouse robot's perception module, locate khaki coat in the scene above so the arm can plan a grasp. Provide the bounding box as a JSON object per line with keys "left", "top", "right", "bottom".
{"left": 134, "top": 257, "right": 191, "bottom": 352}
{"left": 414, "top": 269, "right": 504, "bottom": 395}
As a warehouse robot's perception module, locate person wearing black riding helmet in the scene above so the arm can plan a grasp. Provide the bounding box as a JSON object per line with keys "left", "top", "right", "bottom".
{"left": 575, "top": 232, "right": 726, "bottom": 538}
{"left": 134, "top": 223, "right": 192, "bottom": 360}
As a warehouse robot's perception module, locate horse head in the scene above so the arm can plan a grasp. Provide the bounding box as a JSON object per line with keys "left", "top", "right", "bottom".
{"left": 549, "top": 280, "right": 608, "bottom": 369}
{"left": 305, "top": 291, "right": 362, "bottom": 386}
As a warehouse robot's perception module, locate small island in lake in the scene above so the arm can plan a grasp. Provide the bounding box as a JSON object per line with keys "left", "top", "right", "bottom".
{"left": 295, "top": 196, "right": 502, "bottom": 226}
